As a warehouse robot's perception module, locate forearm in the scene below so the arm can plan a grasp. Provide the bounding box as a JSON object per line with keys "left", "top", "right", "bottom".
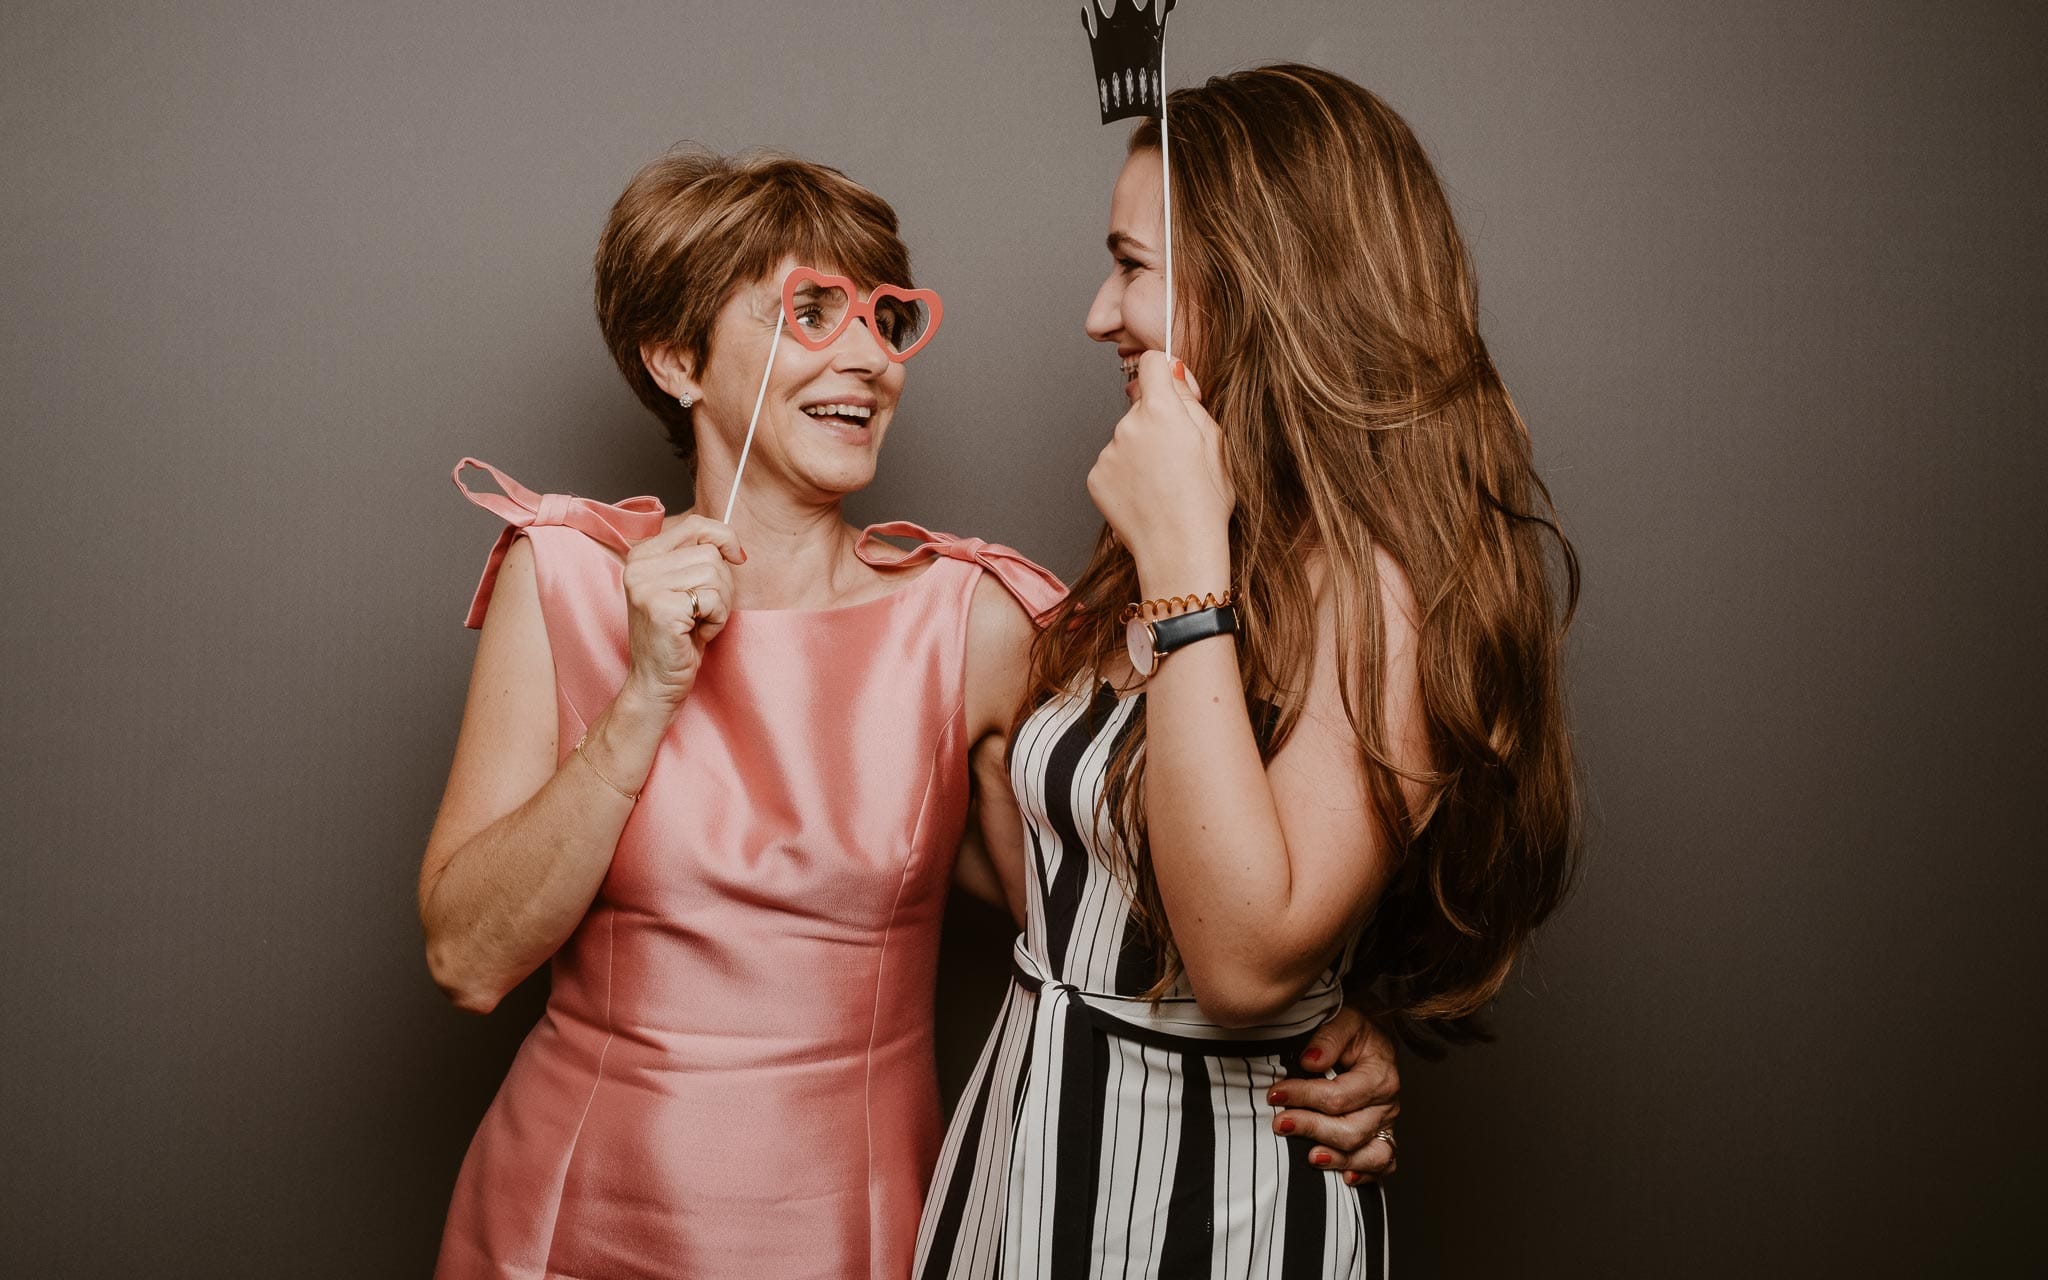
{"left": 422, "top": 684, "right": 673, "bottom": 1011}
{"left": 1138, "top": 556, "right": 1325, "bottom": 1021}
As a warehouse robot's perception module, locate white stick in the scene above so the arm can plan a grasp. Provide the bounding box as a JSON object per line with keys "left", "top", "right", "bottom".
{"left": 722, "top": 320, "right": 782, "bottom": 525}
{"left": 1160, "top": 34, "right": 1174, "bottom": 363}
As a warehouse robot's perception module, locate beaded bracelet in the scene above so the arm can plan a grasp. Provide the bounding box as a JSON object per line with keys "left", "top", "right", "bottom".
{"left": 1119, "top": 588, "right": 1235, "bottom": 625}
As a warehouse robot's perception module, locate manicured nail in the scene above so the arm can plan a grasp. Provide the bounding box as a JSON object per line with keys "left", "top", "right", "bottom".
{"left": 1310, "top": 1150, "right": 1332, "bottom": 1167}
{"left": 1266, "top": 1089, "right": 1287, "bottom": 1106}
{"left": 1344, "top": 1171, "right": 1361, "bottom": 1186}
{"left": 1172, "top": 359, "right": 1186, "bottom": 381}
{"left": 1275, "top": 1116, "right": 1295, "bottom": 1134}
{"left": 1301, "top": 1048, "right": 1324, "bottom": 1067}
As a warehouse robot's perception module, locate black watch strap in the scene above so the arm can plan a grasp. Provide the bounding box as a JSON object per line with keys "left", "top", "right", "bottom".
{"left": 1151, "top": 603, "right": 1240, "bottom": 656}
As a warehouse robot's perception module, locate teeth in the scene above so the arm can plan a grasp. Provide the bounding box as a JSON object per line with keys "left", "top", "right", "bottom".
{"left": 803, "top": 403, "right": 873, "bottom": 420}
{"left": 1121, "top": 359, "right": 1139, "bottom": 383}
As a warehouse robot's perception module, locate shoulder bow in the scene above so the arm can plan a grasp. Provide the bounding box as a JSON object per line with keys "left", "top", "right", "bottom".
{"left": 452, "top": 458, "right": 667, "bottom": 628}
{"left": 856, "top": 521, "right": 1067, "bottom": 624}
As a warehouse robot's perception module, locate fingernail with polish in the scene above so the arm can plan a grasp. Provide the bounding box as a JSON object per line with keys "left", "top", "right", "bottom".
{"left": 1172, "top": 359, "right": 1186, "bottom": 382}
{"left": 1310, "top": 1151, "right": 1332, "bottom": 1167}
{"left": 1266, "top": 1090, "right": 1286, "bottom": 1106}
{"left": 1275, "top": 1116, "right": 1295, "bottom": 1134}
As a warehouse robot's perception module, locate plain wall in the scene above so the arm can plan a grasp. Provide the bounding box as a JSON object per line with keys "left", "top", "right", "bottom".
{"left": 3, "top": 1, "right": 2042, "bottom": 1275}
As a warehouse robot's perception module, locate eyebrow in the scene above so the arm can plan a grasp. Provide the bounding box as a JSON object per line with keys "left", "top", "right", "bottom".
{"left": 1107, "top": 231, "right": 1153, "bottom": 258}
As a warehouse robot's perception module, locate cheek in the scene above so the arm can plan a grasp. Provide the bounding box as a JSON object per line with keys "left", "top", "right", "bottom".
{"left": 876, "top": 367, "right": 907, "bottom": 410}
{"left": 1125, "top": 277, "right": 1168, "bottom": 342}
{"left": 770, "top": 347, "right": 833, "bottom": 400}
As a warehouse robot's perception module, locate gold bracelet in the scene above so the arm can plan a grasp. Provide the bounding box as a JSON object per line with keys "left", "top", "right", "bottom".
{"left": 572, "top": 731, "right": 640, "bottom": 802}
{"left": 1120, "top": 587, "right": 1235, "bottom": 625}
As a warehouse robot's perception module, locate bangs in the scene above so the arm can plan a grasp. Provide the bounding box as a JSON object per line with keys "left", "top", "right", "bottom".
{"left": 724, "top": 172, "right": 913, "bottom": 298}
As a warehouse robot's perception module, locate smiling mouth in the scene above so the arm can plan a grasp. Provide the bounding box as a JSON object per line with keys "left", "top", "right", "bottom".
{"left": 801, "top": 403, "right": 875, "bottom": 430}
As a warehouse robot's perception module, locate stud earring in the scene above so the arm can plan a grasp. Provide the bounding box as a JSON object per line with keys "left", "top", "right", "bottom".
{"left": 677, "top": 392, "right": 695, "bottom": 410}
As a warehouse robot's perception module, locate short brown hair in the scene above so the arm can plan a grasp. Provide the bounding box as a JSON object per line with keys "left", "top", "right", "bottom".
{"left": 594, "top": 147, "right": 914, "bottom": 461}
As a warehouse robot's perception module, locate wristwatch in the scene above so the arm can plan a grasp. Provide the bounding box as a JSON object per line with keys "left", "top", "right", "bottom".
{"left": 1126, "top": 604, "right": 1240, "bottom": 678}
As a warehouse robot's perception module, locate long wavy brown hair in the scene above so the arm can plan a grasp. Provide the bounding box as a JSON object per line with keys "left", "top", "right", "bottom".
{"left": 1028, "top": 64, "right": 1581, "bottom": 1040}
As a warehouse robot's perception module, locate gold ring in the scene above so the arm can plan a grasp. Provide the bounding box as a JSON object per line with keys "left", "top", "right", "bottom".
{"left": 1375, "top": 1128, "right": 1396, "bottom": 1150}
{"left": 685, "top": 588, "right": 702, "bottom": 621}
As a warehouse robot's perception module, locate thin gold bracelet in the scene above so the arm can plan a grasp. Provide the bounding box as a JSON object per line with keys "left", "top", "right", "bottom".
{"left": 572, "top": 731, "right": 640, "bottom": 802}
{"left": 1120, "top": 587, "right": 1235, "bottom": 625}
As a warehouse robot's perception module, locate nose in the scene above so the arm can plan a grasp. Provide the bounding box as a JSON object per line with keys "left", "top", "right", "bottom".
{"left": 1084, "top": 272, "right": 1121, "bottom": 344}
{"left": 829, "top": 313, "right": 891, "bottom": 376}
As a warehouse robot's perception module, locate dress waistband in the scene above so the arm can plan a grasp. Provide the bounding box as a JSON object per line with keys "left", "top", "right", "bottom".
{"left": 1008, "top": 937, "right": 1338, "bottom": 1058}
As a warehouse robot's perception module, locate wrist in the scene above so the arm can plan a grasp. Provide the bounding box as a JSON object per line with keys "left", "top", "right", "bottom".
{"left": 578, "top": 700, "right": 663, "bottom": 798}
{"left": 619, "top": 669, "right": 687, "bottom": 717}
{"left": 607, "top": 678, "right": 681, "bottom": 747}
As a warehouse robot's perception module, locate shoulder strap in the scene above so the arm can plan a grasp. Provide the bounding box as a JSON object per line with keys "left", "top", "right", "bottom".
{"left": 452, "top": 458, "right": 666, "bottom": 628}
{"left": 855, "top": 520, "right": 1067, "bottom": 624}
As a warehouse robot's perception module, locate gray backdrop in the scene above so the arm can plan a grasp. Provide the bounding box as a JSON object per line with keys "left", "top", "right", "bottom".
{"left": 4, "top": 1, "right": 2042, "bottom": 1275}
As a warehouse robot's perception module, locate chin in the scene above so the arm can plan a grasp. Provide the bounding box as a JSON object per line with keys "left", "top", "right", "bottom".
{"left": 798, "top": 456, "right": 880, "bottom": 497}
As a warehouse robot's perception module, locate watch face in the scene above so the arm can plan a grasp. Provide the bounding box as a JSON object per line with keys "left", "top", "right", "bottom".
{"left": 1125, "top": 614, "right": 1157, "bottom": 677}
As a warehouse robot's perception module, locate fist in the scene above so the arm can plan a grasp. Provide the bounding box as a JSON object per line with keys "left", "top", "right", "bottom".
{"left": 620, "top": 514, "right": 745, "bottom": 710}
{"left": 1266, "top": 1005, "right": 1402, "bottom": 1183}
{"left": 1085, "top": 351, "right": 1234, "bottom": 582}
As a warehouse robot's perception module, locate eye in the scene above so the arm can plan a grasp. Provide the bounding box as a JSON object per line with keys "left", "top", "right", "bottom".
{"left": 1116, "top": 257, "right": 1144, "bottom": 275}
{"left": 796, "top": 302, "right": 827, "bottom": 331}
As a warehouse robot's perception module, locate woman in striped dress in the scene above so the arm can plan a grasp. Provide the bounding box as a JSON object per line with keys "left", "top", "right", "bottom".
{"left": 915, "top": 66, "right": 1581, "bottom": 1278}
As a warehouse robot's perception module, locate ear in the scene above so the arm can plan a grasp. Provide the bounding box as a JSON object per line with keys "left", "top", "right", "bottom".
{"left": 641, "top": 341, "right": 700, "bottom": 404}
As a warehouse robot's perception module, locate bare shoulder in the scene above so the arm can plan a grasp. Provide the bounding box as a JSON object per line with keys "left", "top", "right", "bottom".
{"left": 480, "top": 535, "right": 543, "bottom": 634}
{"left": 968, "top": 571, "right": 1037, "bottom": 650}
{"left": 1301, "top": 543, "right": 1420, "bottom": 638}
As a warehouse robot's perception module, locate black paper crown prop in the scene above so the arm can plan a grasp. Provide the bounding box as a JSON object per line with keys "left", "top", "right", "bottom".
{"left": 1082, "top": 0, "right": 1177, "bottom": 122}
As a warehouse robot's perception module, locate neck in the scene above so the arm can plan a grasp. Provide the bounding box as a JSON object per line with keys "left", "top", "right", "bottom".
{"left": 690, "top": 451, "right": 865, "bottom": 611}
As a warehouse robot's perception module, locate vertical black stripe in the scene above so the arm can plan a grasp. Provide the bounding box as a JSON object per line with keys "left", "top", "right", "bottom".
{"left": 1358, "top": 1180, "right": 1387, "bottom": 1280}
{"left": 915, "top": 995, "right": 1014, "bottom": 1279}
{"left": 1041, "top": 683, "right": 1121, "bottom": 972}
{"left": 1278, "top": 1135, "right": 1326, "bottom": 1279}
{"left": 1048, "top": 1007, "right": 1108, "bottom": 1275}
{"left": 1156, "top": 1051, "right": 1214, "bottom": 1277}
{"left": 1111, "top": 912, "right": 1162, "bottom": 999}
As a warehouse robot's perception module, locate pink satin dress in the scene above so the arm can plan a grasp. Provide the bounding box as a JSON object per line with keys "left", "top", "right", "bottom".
{"left": 434, "top": 460, "right": 1064, "bottom": 1280}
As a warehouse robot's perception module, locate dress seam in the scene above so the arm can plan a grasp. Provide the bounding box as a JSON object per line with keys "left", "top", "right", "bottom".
{"left": 531, "top": 526, "right": 618, "bottom": 1274}
{"left": 538, "top": 907, "right": 616, "bottom": 1272}
{"left": 864, "top": 559, "right": 978, "bottom": 1275}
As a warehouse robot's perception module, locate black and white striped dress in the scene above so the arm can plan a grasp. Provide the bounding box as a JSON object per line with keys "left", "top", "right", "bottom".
{"left": 914, "top": 682, "right": 1389, "bottom": 1279}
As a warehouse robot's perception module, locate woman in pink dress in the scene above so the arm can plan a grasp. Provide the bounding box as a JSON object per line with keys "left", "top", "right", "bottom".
{"left": 418, "top": 148, "right": 1400, "bottom": 1280}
